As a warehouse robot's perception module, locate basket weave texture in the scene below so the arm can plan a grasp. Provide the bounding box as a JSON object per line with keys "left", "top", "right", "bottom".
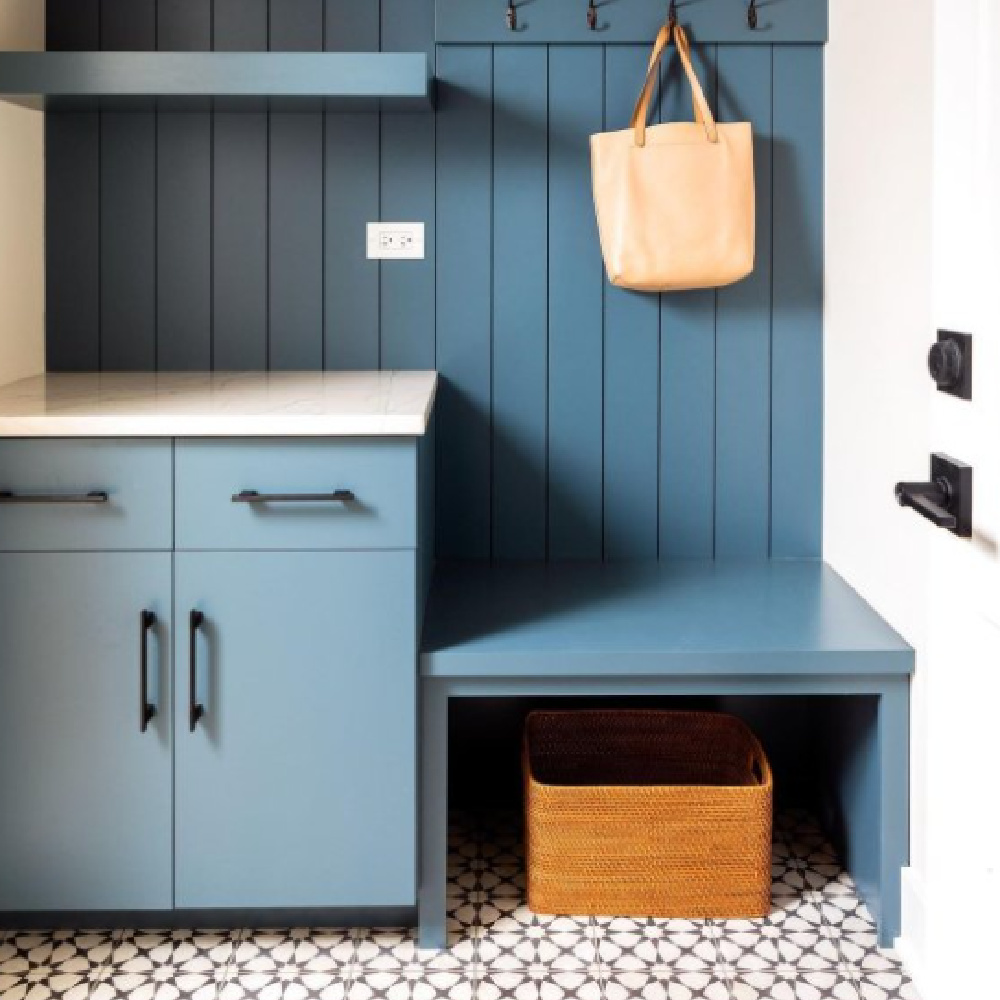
{"left": 524, "top": 710, "right": 773, "bottom": 919}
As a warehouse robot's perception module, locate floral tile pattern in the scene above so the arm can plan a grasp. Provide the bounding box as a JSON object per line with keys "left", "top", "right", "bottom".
{"left": 0, "top": 810, "right": 917, "bottom": 1000}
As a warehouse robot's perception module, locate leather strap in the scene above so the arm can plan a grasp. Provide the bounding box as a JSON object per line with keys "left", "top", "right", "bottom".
{"left": 630, "top": 23, "right": 718, "bottom": 147}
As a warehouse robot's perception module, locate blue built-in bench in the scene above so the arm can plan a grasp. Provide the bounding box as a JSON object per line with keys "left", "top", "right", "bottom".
{"left": 418, "top": 560, "right": 913, "bottom": 949}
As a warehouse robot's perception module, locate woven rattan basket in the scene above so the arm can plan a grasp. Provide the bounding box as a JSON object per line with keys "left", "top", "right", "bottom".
{"left": 524, "top": 710, "right": 773, "bottom": 919}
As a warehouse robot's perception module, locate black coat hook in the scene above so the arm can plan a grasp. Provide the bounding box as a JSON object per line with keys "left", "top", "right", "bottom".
{"left": 587, "top": 0, "right": 598, "bottom": 30}
{"left": 668, "top": 0, "right": 678, "bottom": 28}
{"left": 506, "top": 0, "right": 517, "bottom": 31}
{"left": 747, "top": 0, "right": 758, "bottom": 29}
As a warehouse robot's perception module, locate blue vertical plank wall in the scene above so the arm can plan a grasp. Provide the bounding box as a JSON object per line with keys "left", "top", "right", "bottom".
{"left": 45, "top": 0, "right": 825, "bottom": 565}
{"left": 212, "top": 0, "right": 268, "bottom": 369}
{"left": 99, "top": 0, "right": 157, "bottom": 371}
{"left": 547, "top": 47, "right": 604, "bottom": 561}
{"left": 714, "top": 46, "right": 773, "bottom": 559}
{"left": 156, "top": 0, "right": 211, "bottom": 371}
{"left": 323, "top": 1, "right": 380, "bottom": 370}
{"left": 435, "top": 44, "right": 493, "bottom": 560}
{"left": 659, "top": 45, "right": 719, "bottom": 559}
{"left": 491, "top": 46, "right": 548, "bottom": 561}
{"left": 45, "top": 0, "right": 99, "bottom": 372}
{"left": 269, "top": 2, "right": 325, "bottom": 370}
{"left": 380, "top": 0, "right": 436, "bottom": 371}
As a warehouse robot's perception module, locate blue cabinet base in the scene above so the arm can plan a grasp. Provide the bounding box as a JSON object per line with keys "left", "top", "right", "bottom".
{"left": 0, "top": 906, "right": 416, "bottom": 932}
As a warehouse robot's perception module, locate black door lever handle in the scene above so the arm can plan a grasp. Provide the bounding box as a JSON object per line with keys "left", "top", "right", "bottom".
{"left": 895, "top": 485, "right": 956, "bottom": 529}
{"left": 894, "top": 453, "right": 972, "bottom": 537}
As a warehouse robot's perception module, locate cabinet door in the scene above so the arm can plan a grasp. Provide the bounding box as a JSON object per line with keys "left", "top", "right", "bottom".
{"left": 174, "top": 550, "right": 416, "bottom": 909}
{"left": 0, "top": 552, "right": 172, "bottom": 911}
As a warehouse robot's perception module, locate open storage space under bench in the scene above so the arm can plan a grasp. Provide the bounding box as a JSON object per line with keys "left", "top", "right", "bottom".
{"left": 418, "top": 560, "right": 913, "bottom": 949}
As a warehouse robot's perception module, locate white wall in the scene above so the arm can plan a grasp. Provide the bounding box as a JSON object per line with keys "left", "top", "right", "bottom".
{"left": 826, "top": 1, "right": 1000, "bottom": 997}
{"left": 0, "top": 0, "right": 45, "bottom": 384}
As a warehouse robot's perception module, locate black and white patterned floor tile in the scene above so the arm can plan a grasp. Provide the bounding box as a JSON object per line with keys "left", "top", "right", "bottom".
{"left": 88, "top": 930, "right": 239, "bottom": 1000}
{"left": 0, "top": 810, "right": 919, "bottom": 1000}
{"left": 0, "top": 929, "right": 115, "bottom": 1000}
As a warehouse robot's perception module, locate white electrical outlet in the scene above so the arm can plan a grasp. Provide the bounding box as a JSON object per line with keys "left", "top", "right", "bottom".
{"left": 367, "top": 222, "right": 425, "bottom": 260}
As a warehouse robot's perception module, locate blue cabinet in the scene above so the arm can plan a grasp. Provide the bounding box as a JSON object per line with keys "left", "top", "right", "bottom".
{"left": 0, "top": 439, "right": 172, "bottom": 552}
{"left": 174, "top": 439, "right": 417, "bottom": 551}
{"left": 174, "top": 550, "right": 416, "bottom": 909}
{"left": 0, "top": 552, "right": 172, "bottom": 911}
{"left": 0, "top": 436, "right": 424, "bottom": 918}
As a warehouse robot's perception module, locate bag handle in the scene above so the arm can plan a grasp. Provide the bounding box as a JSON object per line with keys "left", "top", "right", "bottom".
{"left": 630, "top": 22, "right": 718, "bottom": 147}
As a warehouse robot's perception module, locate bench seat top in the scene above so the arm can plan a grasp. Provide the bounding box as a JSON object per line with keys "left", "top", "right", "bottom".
{"left": 420, "top": 560, "right": 913, "bottom": 679}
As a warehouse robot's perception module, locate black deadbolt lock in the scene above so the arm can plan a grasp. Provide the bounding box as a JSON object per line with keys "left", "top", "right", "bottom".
{"left": 928, "top": 331, "right": 971, "bottom": 399}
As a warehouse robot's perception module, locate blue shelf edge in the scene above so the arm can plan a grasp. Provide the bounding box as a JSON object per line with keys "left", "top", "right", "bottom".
{"left": 0, "top": 51, "right": 434, "bottom": 111}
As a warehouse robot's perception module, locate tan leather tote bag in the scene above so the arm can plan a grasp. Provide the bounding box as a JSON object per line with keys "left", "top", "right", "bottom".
{"left": 591, "top": 22, "right": 755, "bottom": 292}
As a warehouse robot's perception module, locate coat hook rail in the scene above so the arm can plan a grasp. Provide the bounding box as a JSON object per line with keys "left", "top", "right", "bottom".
{"left": 435, "top": 0, "right": 830, "bottom": 45}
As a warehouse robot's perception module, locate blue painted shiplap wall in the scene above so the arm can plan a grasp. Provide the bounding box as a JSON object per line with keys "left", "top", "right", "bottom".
{"left": 45, "top": 0, "right": 823, "bottom": 563}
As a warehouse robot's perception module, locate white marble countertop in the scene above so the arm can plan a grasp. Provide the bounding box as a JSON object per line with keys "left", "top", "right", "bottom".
{"left": 0, "top": 371, "right": 438, "bottom": 437}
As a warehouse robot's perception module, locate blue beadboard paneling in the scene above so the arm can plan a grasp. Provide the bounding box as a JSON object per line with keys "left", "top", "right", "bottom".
{"left": 324, "top": 4, "right": 380, "bottom": 369}
{"left": 326, "top": 0, "right": 380, "bottom": 49}
{"left": 269, "top": 112, "right": 325, "bottom": 369}
{"left": 268, "top": 3, "right": 324, "bottom": 370}
{"left": 603, "top": 46, "right": 661, "bottom": 559}
{"left": 212, "top": 1, "right": 268, "bottom": 369}
{"left": 157, "top": 115, "right": 211, "bottom": 370}
{"left": 269, "top": 0, "right": 324, "bottom": 51}
{"left": 214, "top": 0, "right": 267, "bottom": 49}
{"left": 547, "top": 45, "right": 604, "bottom": 561}
{"left": 380, "top": 0, "right": 437, "bottom": 371}
{"left": 46, "top": 0, "right": 99, "bottom": 51}
{"left": 771, "top": 45, "right": 824, "bottom": 558}
{"left": 100, "top": 112, "right": 156, "bottom": 370}
{"left": 379, "top": 111, "right": 437, "bottom": 369}
{"left": 100, "top": 0, "right": 155, "bottom": 52}
{"left": 157, "top": 0, "right": 210, "bottom": 49}
{"left": 212, "top": 112, "right": 268, "bottom": 369}
{"left": 715, "top": 45, "right": 773, "bottom": 558}
{"left": 45, "top": 0, "right": 826, "bottom": 565}
{"left": 156, "top": 1, "right": 211, "bottom": 371}
{"left": 46, "top": 113, "right": 99, "bottom": 372}
{"left": 659, "top": 42, "right": 718, "bottom": 560}
{"left": 324, "top": 111, "right": 380, "bottom": 369}
{"left": 435, "top": 44, "right": 493, "bottom": 560}
{"left": 492, "top": 45, "right": 548, "bottom": 561}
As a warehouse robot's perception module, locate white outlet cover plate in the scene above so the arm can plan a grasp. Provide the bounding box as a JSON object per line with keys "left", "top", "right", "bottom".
{"left": 367, "top": 222, "right": 425, "bottom": 260}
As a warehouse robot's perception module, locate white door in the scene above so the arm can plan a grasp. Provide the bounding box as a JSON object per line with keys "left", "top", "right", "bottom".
{"left": 910, "top": 0, "right": 1000, "bottom": 990}
{"left": 828, "top": 1, "right": 1000, "bottom": 994}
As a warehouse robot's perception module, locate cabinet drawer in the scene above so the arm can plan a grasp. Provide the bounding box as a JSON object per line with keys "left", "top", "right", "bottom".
{"left": 0, "top": 439, "right": 172, "bottom": 552}
{"left": 175, "top": 439, "right": 417, "bottom": 550}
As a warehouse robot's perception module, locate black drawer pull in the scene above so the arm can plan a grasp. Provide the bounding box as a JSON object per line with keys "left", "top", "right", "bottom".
{"left": 0, "top": 490, "right": 109, "bottom": 505}
{"left": 189, "top": 610, "right": 206, "bottom": 732}
{"left": 231, "top": 489, "right": 356, "bottom": 505}
{"left": 140, "top": 610, "right": 157, "bottom": 733}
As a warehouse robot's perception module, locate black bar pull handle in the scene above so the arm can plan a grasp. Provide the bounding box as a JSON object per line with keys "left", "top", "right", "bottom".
{"left": 140, "top": 610, "right": 157, "bottom": 733}
{"left": 231, "top": 489, "right": 356, "bottom": 505}
{"left": 0, "top": 490, "right": 109, "bottom": 505}
{"left": 189, "top": 609, "right": 205, "bottom": 732}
